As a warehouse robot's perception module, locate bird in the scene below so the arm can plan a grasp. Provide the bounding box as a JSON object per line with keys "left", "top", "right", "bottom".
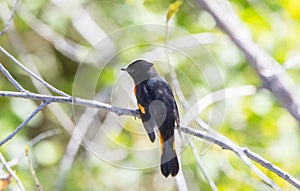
{"left": 122, "top": 60, "right": 180, "bottom": 177}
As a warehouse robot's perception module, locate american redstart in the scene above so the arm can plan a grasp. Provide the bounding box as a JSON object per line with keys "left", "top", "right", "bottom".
{"left": 122, "top": 60, "right": 180, "bottom": 177}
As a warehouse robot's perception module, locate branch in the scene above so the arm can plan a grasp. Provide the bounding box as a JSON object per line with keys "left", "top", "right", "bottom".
{"left": 27, "top": 129, "right": 61, "bottom": 146}
{"left": 0, "top": 62, "right": 25, "bottom": 91}
{"left": 0, "top": 90, "right": 138, "bottom": 146}
{"left": 0, "top": 153, "right": 25, "bottom": 191}
{"left": 175, "top": 161, "right": 189, "bottom": 191}
{"left": 0, "top": 0, "right": 20, "bottom": 36}
{"left": 0, "top": 46, "right": 69, "bottom": 97}
{"left": 180, "top": 126, "right": 300, "bottom": 189}
{"left": 189, "top": 141, "right": 218, "bottom": 191}
{"left": 0, "top": 101, "right": 49, "bottom": 146}
{"left": 25, "top": 145, "right": 43, "bottom": 191}
{"left": 0, "top": 91, "right": 139, "bottom": 117}
{"left": 195, "top": 0, "right": 300, "bottom": 124}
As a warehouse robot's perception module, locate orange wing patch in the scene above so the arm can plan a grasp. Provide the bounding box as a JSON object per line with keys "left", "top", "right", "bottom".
{"left": 159, "top": 134, "right": 164, "bottom": 154}
{"left": 138, "top": 104, "right": 145, "bottom": 114}
{"left": 173, "top": 140, "right": 176, "bottom": 152}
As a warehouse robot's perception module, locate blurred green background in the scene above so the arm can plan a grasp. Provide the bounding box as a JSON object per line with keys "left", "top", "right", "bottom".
{"left": 0, "top": 0, "right": 300, "bottom": 190}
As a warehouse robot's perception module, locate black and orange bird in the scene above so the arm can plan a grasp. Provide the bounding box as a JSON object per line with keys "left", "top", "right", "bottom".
{"left": 122, "top": 60, "right": 180, "bottom": 177}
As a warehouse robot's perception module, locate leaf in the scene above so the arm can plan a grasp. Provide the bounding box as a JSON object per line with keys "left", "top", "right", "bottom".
{"left": 0, "top": 174, "right": 11, "bottom": 191}
{"left": 166, "top": 0, "right": 182, "bottom": 22}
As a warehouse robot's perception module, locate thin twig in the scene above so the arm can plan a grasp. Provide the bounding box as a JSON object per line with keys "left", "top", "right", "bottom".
{"left": 220, "top": 155, "right": 272, "bottom": 190}
{"left": 243, "top": 148, "right": 300, "bottom": 189}
{"left": 284, "top": 54, "right": 300, "bottom": 70}
{"left": 0, "top": 101, "right": 49, "bottom": 146}
{"left": 175, "top": 160, "right": 189, "bottom": 191}
{"left": 189, "top": 141, "right": 218, "bottom": 191}
{"left": 55, "top": 89, "right": 110, "bottom": 191}
{"left": 0, "top": 0, "right": 20, "bottom": 37}
{"left": 25, "top": 145, "right": 43, "bottom": 191}
{"left": 0, "top": 46, "right": 70, "bottom": 97}
{"left": 0, "top": 62, "right": 25, "bottom": 92}
{"left": 27, "top": 129, "right": 62, "bottom": 146}
{"left": 0, "top": 153, "right": 25, "bottom": 191}
{"left": 233, "top": 148, "right": 281, "bottom": 190}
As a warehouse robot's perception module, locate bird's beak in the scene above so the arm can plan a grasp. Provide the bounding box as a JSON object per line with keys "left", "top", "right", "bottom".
{"left": 121, "top": 67, "right": 127, "bottom": 71}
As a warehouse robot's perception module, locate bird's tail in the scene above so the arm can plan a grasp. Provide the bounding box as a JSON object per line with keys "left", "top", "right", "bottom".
{"left": 160, "top": 136, "right": 179, "bottom": 177}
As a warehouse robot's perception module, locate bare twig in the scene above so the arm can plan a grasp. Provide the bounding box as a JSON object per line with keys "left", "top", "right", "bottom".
{"left": 0, "top": 62, "right": 25, "bottom": 92}
{"left": 195, "top": 0, "right": 300, "bottom": 124}
{"left": 55, "top": 89, "right": 110, "bottom": 191}
{"left": 0, "top": 46, "right": 70, "bottom": 97}
{"left": 0, "top": 91, "right": 139, "bottom": 117}
{"left": 25, "top": 145, "right": 43, "bottom": 191}
{"left": 243, "top": 148, "right": 300, "bottom": 189}
{"left": 284, "top": 55, "right": 300, "bottom": 70}
{"left": 189, "top": 141, "right": 218, "bottom": 191}
{"left": 180, "top": 126, "right": 300, "bottom": 189}
{"left": 233, "top": 148, "right": 281, "bottom": 190}
{"left": 0, "top": 101, "right": 49, "bottom": 146}
{"left": 175, "top": 162, "right": 189, "bottom": 191}
{"left": 0, "top": 0, "right": 20, "bottom": 37}
{"left": 0, "top": 153, "right": 25, "bottom": 191}
{"left": 27, "top": 129, "right": 61, "bottom": 146}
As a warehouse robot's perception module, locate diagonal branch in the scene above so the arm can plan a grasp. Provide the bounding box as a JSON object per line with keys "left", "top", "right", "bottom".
{"left": 180, "top": 125, "right": 300, "bottom": 189}
{"left": 189, "top": 141, "right": 218, "bottom": 191}
{"left": 0, "top": 0, "right": 20, "bottom": 37}
{"left": 0, "top": 152, "right": 25, "bottom": 191}
{"left": 0, "top": 46, "right": 69, "bottom": 97}
{"left": 0, "top": 62, "right": 25, "bottom": 92}
{"left": 195, "top": 0, "right": 300, "bottom": 124}
{"left": 0, "top": 101, "right": 49, "bottom": 146}
{"left": 25, "top": 145, "right": 43, "bottom": 191}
